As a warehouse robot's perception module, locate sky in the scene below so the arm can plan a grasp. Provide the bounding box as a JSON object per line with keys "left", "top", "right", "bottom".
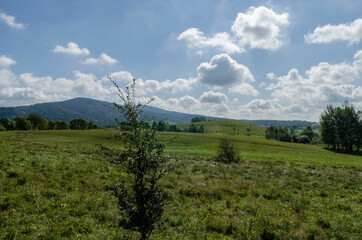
{"left": 0, "top": 0, "right": 362, "bottom": 121}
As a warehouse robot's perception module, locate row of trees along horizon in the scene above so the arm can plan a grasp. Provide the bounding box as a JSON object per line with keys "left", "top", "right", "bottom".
{"left": 265, "top": 102, "right": 361, "bottom": 152}
{"left": 119, "top": 119, "right": 206, "bottom": 133}
{"left": 0, "top": 113, "right": 205, "bottom": 133}
{"left": 1, "top": 102, "right": 360, "bottom": 151}
{"left": 0, "top": 113, "right": 98, "bottom": 131}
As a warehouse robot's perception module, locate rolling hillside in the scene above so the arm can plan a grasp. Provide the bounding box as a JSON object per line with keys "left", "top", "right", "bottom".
{"left": 176, "top": 120, "right": 266, "bottom": 136}
{"left": 0, "top": 97, "right": 315, "bottom": 128}
{"left": 0, "top": 98, "right": 225, "bottom": 126}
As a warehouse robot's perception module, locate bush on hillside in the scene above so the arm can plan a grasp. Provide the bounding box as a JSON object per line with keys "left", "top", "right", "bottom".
{"left": 48, "top": 121, "right": 56, "bottom": 130}
{"left": 215, "top": 138, "right": 240, "bottom": 164}
{"left": 55, "top": 120, "right": 69, "bottom": 130}
{"left": 191, "top": 116, "right": 206, "bottom": 122}
{"left": 299, "top": 135, "right": 310, "bottom": 144}
{"left": 14, "top": 117, "right": 32, "bottom": 130}
{"left": 0, "top": 117, "right": 16, "bottom": 130}
{"left": 27, "top": 113, "right": 48, "bottom": 130}
{"left": 70, "top": 118, "right": 88, "bottom": 130}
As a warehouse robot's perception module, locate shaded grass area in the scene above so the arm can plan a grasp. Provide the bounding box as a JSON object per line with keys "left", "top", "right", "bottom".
{"left": 0, "top": 130, "right": 361, "bottom": 239}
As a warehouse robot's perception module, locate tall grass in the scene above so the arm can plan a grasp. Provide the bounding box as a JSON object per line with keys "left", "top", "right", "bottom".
{"left": 0, "top": 130, "right": 361, "bottom": 239}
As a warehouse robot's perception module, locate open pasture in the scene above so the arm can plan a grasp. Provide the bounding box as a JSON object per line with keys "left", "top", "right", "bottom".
{"left": 0, "top": 129, "right": 361, "bottom": 239}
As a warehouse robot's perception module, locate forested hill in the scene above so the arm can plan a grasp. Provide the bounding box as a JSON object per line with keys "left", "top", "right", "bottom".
{"left": 0, "top": 98, "right": 224, "bottom": 126}
{"left": 0, "top": 97, "right": 316, "bottom": 128}
{"left": 241, "top": 119, "right": 317, "bottom": 129}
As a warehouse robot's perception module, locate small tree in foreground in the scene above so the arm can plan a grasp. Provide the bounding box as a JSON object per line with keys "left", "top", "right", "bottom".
{"left": 215, "top": 138, "right": 240, "bottom": 164}
{"left": 109, "top": 77, "right": 168, "bottom": 240}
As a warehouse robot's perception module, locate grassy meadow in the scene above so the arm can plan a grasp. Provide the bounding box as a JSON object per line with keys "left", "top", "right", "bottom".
{"left": 0, "top": 127, "right": 361, "bottom": 239}
{"left": 176, "top": 120, "right": 266, "bottom": 136}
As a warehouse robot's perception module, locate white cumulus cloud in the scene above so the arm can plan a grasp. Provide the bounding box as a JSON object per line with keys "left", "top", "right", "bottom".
{"left": 142, "top": 94, "right": 230, "bottom": 117}
{"left": 0, "top": 55, "right": 16, "bottom": 68}
{"left": 0, "top": 87, "right": 53, "bottom": 106}
{"left": 177, "top": 28, "right": 244, "bottom": 54}
{"left": 0, "top": 69, "right": 117, "bottom": 106}
{"left": 105, "top": 71, "right": 134, "bottom": 82}
{"left": 197, "top": 54, "right": 255, "bottom": 88}
{"left": 305, "top": 18, "right": 362, "bottom": 45}
{"left": 228, "top": 83, "right": 258, "bottom": 96}
{"left": 200, "top": 90, "right": 228, "bottom": 104}
{"left": 133, "top": 78, "right": 193, "bottom": 96}
{"left": 258, "top": 50, "right": 362, "bottom": 120}
{"left": 53, "top": 42, "right": 90, "bottom": 56}
{"left": 0, "top": 69, "right": 17, "bottom": 87}
{"left": 83, "top": 53, "right": 118, "bottom": 65}
{"left": 178, "top": 6, "right": 289, "bottom": 53}
{"left": 0, "top": 12, "right": 25, "bottom": 29}
{"left": 231, "top": 6, "right": 289, "bottom": 50}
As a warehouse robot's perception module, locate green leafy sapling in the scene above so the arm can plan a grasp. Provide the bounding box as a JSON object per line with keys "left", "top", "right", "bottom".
{"left": 108, "top": 77, "right": 168, "bottom": 240}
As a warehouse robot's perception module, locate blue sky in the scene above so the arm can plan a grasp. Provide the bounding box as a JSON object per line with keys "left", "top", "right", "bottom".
{"left": 0, "top": 0, "right": 362, "bottom": 121}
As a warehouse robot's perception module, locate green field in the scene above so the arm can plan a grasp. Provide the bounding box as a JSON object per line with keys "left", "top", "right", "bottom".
{"left": 0, "top": 129, "right": 361, "bottom": 239}
{"left": 176, "top": 120, "right": 266, "bottom": 136}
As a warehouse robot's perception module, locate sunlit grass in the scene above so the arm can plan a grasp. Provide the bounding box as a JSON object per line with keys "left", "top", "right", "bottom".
{"left": 0, "top": 130, "right": 361, "bottom": 239}
{"left": 176, "top": 119, "right": 266, "bottom": 136}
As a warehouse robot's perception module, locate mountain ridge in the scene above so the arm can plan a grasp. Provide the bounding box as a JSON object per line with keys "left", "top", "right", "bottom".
{"left": 0, "top": 97, "right": 316, "bottom": 128}
{"left": 0, "top": 97, "right": 227, "bottom": 126}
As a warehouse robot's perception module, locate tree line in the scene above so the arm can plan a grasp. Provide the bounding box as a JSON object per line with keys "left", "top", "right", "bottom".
{"left": 265, "top": 125, "right": 319, "bottom": 144}
{"left": 0, "top": 113, "right": 98, "bottom": 131}
{"left": 265, "top": 102, "right": 361, "bottom": 152}
{"left": 320, "top": 102, "right": 361, "bottom": 152}
{"left": 118, "top": 120, "right": 205, "bottom": 133}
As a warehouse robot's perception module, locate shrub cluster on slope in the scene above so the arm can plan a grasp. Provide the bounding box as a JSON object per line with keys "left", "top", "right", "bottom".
{"left": 265, "top": 126, "right": 320, "bottom": 144}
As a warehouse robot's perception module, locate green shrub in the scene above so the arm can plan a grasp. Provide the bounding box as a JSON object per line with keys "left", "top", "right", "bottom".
{"left": 214, "top": 138, "right": 240, "bottom": 164}
{"left": 299, "top": 135, "right": 310, "bottom": 144}
{"left": 108, "top": 78, "right": 168, "bottom": 240}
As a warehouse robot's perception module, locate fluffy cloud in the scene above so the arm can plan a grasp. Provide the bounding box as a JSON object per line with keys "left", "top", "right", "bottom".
{"left": 0, "top": 70, "right": 115, "bottom": 106}
{"left": 145, "top": 95, "right": 199, "bottom": 112}
{"left": 83, "top": 53, "right": 118, "bottom": 65}
{"left": 178, "top": 6, "right": 289, "bottom": 53}
{"left": 0, "top": 55, "right": 16, "bottom": 68}
{"left": 105, "top": 71, "right": 134, "bottom": 82}
{"left": 178, "top": 95, "right": 199, "bottom": 109}
{"left": 197, "top": 54, "right": 255, "bottom": 88}
{"left": 200, "top": 90, "right": 228, "bottom": 103}
{"left": 246, "top": 99, "right": 281, "bottom": 112}
{"left": 212, "top": 104, "right": 229, "bottom": 114}
{"left": 177, "top": 28, "right": 244, "bottom": 54}
{"left": 0, "top": 87, "right": 53, "bottom": 106}
{"left": 305, "top": 18, "right": 362, "bottom": 45}
{"left": 0, "top": 69, "right": 17, "bottom": 87}
{"left": 266, "top": 73, "right": 276, "bottom": 80}
{"left": 138, "top": 92, "right": 231, "bottom": 117}
{"left": 231, "top": 6, "right": 289, "bottom": 50}
{"left": 53, "top": 42, "right": 90, "bottom": 56}
{"left": 135, "top": 78, "right": 193, "bottom": 95}
{"left": 0, "top": 68, "right": 196, "bottom": 107}
{"left": 0, "top": 12, "right": 25, "bottom": 29}
{"left": 228, "top": 83, "right": 258, "bottom": 96}
{"left": 307, "top": 62, "right": 358, "bottom": 84}
{"left": 259, "top": 50, "right": 362, "bottom": 120}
